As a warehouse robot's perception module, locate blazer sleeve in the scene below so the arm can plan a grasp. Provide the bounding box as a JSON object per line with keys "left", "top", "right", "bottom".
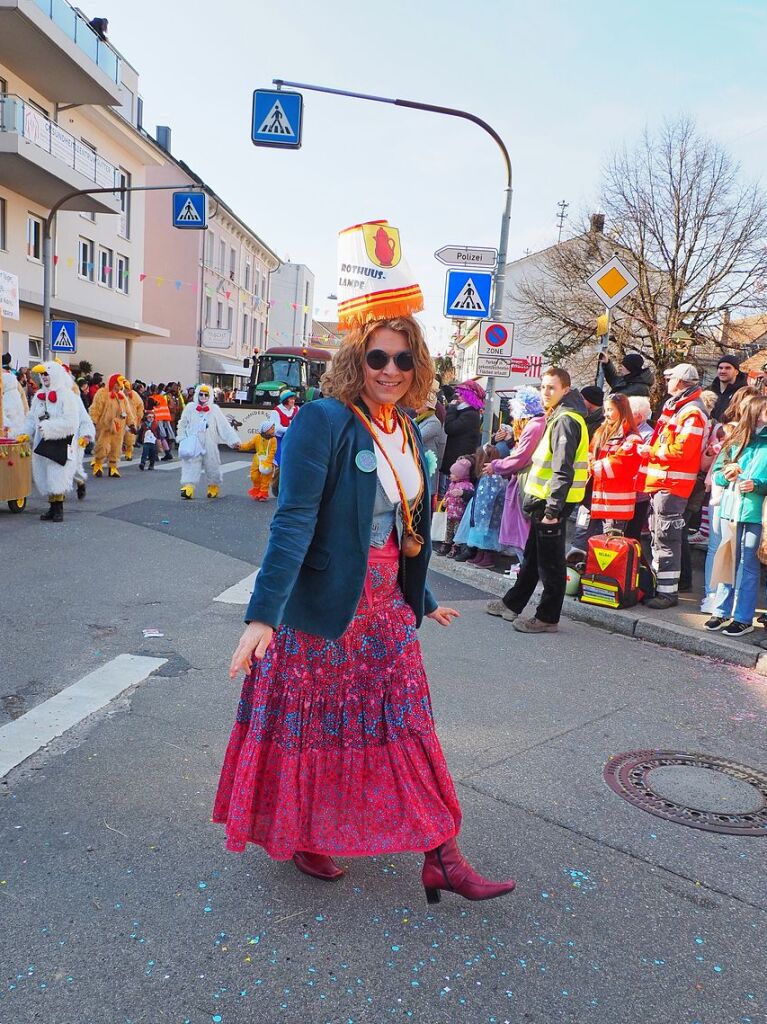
{"left": 245, "top": 403, "right": 332, "bottom": 626}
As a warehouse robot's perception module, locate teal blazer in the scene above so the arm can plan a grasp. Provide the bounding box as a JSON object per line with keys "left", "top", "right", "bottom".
{"left": 245, "top": 398, "right": 438, "bottom": 638}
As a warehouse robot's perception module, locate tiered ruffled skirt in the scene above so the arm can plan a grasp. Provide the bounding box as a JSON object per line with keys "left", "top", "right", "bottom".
{"left": 212, "top": 539, "right": 462, "bottom": 859}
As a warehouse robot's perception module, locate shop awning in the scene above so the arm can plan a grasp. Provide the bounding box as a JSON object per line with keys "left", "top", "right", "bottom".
{"left": 199, "top": 352, "right": 249, "bottom": 377}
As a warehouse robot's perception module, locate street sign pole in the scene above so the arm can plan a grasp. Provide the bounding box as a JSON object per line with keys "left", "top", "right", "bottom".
{"left": 42, "top": 183, "right": 205, "bottom": 360}
{"left": 482, "top": 183, "right": 512, "bottom": 443}
{"left": 596, "top": 306, "right": 611, "bottom": 388}
{"left": 270, "top": 78, "right": 513, "bottom": 442}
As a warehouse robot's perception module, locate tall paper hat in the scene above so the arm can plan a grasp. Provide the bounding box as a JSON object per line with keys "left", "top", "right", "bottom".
{"left": 337, "top": 219, "right": 424, "bottom": 328}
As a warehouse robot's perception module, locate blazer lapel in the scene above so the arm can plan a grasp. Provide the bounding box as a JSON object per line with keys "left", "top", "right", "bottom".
{"left": 353, "top": 415, "right": 377, "bottom": 549}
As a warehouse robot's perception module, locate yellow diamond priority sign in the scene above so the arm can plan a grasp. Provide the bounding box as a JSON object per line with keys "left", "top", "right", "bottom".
{"left": 586, "top": 256, "right": 639, "bottom": 309}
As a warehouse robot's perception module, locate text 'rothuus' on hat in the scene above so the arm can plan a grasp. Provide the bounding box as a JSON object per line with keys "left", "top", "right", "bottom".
{"left": 337, "top": 220, "right": 424, "bottom": 329}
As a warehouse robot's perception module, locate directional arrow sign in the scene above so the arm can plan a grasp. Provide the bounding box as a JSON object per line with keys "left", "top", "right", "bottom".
{"left": 435, "top": 245, "right": 498, "bottom": 269}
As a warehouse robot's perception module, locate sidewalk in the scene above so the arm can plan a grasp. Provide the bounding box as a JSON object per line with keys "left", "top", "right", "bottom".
{"left": 432, "top": 552, "right": 767, "bottom": 673}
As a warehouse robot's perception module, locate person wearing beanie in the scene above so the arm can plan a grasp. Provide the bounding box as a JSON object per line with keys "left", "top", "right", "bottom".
{"left": 440, "top": 379, "right": 484, "bottom": 483}
{"left": 580, "top": 385, "right": 605, "bottom": 441}
{"left": 598, "top": 350, "right": 654, "bottom": 398}
{"left": 710, "top": 354, "right": 748, "bottom": 422}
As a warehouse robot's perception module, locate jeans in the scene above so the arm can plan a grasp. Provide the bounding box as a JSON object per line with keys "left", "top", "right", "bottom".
{"left": 140, "top": 442, "right": 157, "bottom": 469}
{"left": 703, "top": 504, "right": 723, "bottom": 597}
{"left": 713, "top": 521, "right": 762, "bottom": 623}
{"left": 503, "top": 508, "right": 572, "bottom": 624}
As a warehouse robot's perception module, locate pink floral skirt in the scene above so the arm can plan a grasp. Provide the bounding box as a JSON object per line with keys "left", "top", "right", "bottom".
{"left": 212, "top": 538, "right": 462, "bottom": 860}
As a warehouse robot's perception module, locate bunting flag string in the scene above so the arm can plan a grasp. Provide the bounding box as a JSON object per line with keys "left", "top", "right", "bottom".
{"left": 50, "top": 249, "right": 318, "bottom": 314}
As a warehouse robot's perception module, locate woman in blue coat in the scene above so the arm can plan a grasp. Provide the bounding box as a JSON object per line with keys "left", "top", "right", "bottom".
{"left": 213, "top": 315, "right": 515, "bottom": 905}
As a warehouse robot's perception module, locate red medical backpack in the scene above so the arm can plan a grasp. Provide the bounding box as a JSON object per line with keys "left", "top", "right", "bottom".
{"left": 579, "top": 533, "right": 641, "bottom": 609}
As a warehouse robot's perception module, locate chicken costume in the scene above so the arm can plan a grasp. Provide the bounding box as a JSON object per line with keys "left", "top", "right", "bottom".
{"left": 19, "top": 361, "right": 79, "bottom": 521}
{"left": 240, "top": 421, "right": 277, "bottom": 501}
{"left": 122, "top": 382, "right": 145, "bottom": 461}
{"left": 1, "top": 369, "right": 29, "bottom": 438}
{"left": 90, "top": 373, "right": 135, "bottom": 477}
{"left": 176, "top": 383, "right": 240, "bottom": 499}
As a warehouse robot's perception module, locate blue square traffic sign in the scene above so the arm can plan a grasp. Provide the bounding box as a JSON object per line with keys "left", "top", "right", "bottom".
{"left": 50, "top": 319, "right": 77, "bottom": 353}
{"left": 172, "top": 191, "right": 207, "bottom": 229}
{"left": 444, "top": 269, "right": 493, "bottom": 319}
{"left": 251, "top": 89, "right": 303, "bottom": 148}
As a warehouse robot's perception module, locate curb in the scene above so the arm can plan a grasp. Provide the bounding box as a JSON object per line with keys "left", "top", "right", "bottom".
{"left": 431, "top": 555, "right": 767, "bottom": 674}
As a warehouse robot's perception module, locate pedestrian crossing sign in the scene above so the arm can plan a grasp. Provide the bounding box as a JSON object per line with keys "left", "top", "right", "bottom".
{"left": 444, "top": 269, "right": 493, "bottom": 319}
{"left": 172, "top": 191, "right": 207, "bottom": 230}
{"left": 50, "top": 319, "right": 77, "bottom": 353}
{"left": 251, "top": 89, "right": 303, "bottom": 149}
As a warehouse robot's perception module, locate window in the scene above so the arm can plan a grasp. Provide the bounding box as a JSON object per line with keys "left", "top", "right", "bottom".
{"left": 29, "top": 338, "right": 43, "bottom": 362}
{"left": 118, "top": 168, "right": 131, "bottom": 238}
{"left": 205, "top": 232, "right": 214, "bottom": 267}
{"left": 116, "top": 254, "right": 129, "bottom": 294}
{"left": 218, "top": 240, "right": 226, "bottom": 274}
{"left": 229, "top": 247, "right": 236, "bottom": 281}
{"left": 227, "top": 306, "right": 233, "bottom": 332}
{"left": 26, "top": 215, "right": 43, "bottom": 261}
{"left": 0, "top": 198, "right": 6, "bottom": 251}
{"left": 98, "top": 246, "right": 113, "bottom": 287}
{"left": 205, "top": 295, "right": 212, "bottom": 326}
{"left": 78, "top": 237, "right": 94, "bottom": 281}
{"left": 216, "top": 301, "right": 223, "bottom": 328}
{"left": 244, "top": 261, "right": 251, "bottom": 291}
{"left": 243, "top": 312, "right": 249, "bottom": 348}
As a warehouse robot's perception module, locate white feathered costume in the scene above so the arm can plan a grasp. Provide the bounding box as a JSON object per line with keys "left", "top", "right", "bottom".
{"left": 21, "top": 361, "right": 79, "bottom": 505}
{"left": 176, "top": 383, "right": 240, "bottom": 498}
{"left": 1, "top": 369, "right": 29, "bottom": 438}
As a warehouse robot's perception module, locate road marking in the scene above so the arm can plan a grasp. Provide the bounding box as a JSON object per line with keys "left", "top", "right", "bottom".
{"left": 153, "top": 459, "right": 251, "bottom": 474}
{"left": 0, "top": 654, "right": 166, "bottom": 778}
{"left": 214, "top": 570, "right": 259, "bottom": 604}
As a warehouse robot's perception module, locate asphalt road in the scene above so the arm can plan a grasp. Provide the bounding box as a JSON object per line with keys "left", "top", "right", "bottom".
{"left": 1, "top": 453, "right": 765, "bottom": 1024}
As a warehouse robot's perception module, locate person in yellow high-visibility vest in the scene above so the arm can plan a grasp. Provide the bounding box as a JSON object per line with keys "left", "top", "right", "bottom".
{"left": 486, "top": 366, "right": 589, "bottom": 633}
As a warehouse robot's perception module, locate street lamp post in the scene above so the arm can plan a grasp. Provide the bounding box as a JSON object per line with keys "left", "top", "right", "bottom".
{"left": 272, "top": 79, "right": 513, "bottom": 443}
{"left": 42, "top": 183, "right": 205, "bottom": 361}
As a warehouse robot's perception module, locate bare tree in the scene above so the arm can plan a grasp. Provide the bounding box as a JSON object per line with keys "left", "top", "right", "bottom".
{"left": 519, "top": 118, "right": 767, "bottom": 378}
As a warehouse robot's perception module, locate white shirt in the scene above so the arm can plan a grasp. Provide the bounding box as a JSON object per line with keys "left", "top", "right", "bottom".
{"left": 374, "top": 421, "right": 421, "bottom": 504}
{"left": 144, "top": 428, "right": 157, "bottom": 445}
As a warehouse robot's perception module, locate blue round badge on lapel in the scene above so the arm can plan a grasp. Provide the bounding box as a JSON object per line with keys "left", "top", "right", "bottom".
{"left": 355, "top": 449, "right": 377, "bottom": 473}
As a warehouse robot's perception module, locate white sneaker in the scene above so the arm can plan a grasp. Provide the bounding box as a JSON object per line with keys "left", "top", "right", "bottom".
{"left": 688, "top": 531, "right": 708, "bottom": 548}
{"left": 700, "top": 594, "right": 716, "bottom": 614}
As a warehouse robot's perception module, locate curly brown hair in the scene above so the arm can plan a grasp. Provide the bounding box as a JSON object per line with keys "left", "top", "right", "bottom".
{"left": 321, "top": 317, "right": 435, "bottom": 409}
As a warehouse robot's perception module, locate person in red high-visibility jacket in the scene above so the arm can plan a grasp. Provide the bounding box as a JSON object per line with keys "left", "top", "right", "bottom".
{"left": 638, "top": 363, "right": 708, "bottom": 609}
{"left": 589, "top": 394, "right": 643, "bottom": 535}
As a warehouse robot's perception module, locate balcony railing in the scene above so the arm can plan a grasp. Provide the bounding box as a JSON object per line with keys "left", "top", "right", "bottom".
{"left": 0, "top": 94, "right": 120, "bottom": 189}
{"left": 31, "top": 0, "right": 119, "bottom": 82}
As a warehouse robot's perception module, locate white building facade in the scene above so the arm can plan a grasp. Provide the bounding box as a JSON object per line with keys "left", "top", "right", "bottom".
{"left": 267, "top": 262, "right": 315, "bottom": 348}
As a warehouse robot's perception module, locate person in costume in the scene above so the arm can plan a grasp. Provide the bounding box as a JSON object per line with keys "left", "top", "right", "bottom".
{"left": 214, "top": 220, "right": 516, "bottom": 905}
{"left": 269, "top": 388, "right": 298, "bottom": 495}
{"left": 176, "top": 383, "right": 241, "bottom": 499}
{"left": 89, "top": 373, "right": 134, "bottom": 477}
{"left": 18, "top": 361, "right": 79, "bottom": 521}
{"left": 57, "top": 361, "right": 94, "bottom": 501}
{"left": 240, "top": 420, "right": 278, "bottom": 501}
{"left": 122, "top": 381, "right": 145, "bottom": 461}
{"left": 1, "top": 363, "right": 29, "bottom": 438}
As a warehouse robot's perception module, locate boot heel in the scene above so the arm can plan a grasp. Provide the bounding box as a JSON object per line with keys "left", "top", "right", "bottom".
{"left": 424, "top": 886, "right": 441, "bottom": 905}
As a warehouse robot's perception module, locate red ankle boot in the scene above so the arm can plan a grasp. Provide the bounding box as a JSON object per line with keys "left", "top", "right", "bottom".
{"left": 293, "top": 851, "right": 345, "bottom": 881}
{"left": 422, "top": 838, "right": 515, "bottom": 904}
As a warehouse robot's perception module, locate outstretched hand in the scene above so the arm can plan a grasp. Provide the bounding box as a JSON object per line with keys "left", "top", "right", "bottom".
{"left": 229, "top": 621, "right": 274, "bottom": 678}
{"left": 427, "top": 606, "right": 460, "bottom": 627}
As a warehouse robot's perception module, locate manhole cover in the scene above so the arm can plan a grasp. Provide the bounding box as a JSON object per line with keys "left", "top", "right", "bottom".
{"left": 603, "top": 750, "right": 767, "bottom": 836}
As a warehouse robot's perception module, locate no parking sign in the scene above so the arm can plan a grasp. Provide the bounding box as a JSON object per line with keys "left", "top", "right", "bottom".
{"left": 478, "top": 320, "right": 514, "bottom": 358}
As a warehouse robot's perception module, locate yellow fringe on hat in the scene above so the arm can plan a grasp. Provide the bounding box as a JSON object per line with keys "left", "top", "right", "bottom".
{"left": 338, "top": 284, "right": 424, "bottom": 328}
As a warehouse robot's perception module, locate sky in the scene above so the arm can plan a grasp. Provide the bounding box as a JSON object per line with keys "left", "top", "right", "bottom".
{"left": 93, "top": 0, "right": 767, "bottom": 352}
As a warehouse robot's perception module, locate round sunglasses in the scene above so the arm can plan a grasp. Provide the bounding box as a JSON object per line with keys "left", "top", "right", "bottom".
{"left": 365, "top": 349, "right": 415, "bottom": 372}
